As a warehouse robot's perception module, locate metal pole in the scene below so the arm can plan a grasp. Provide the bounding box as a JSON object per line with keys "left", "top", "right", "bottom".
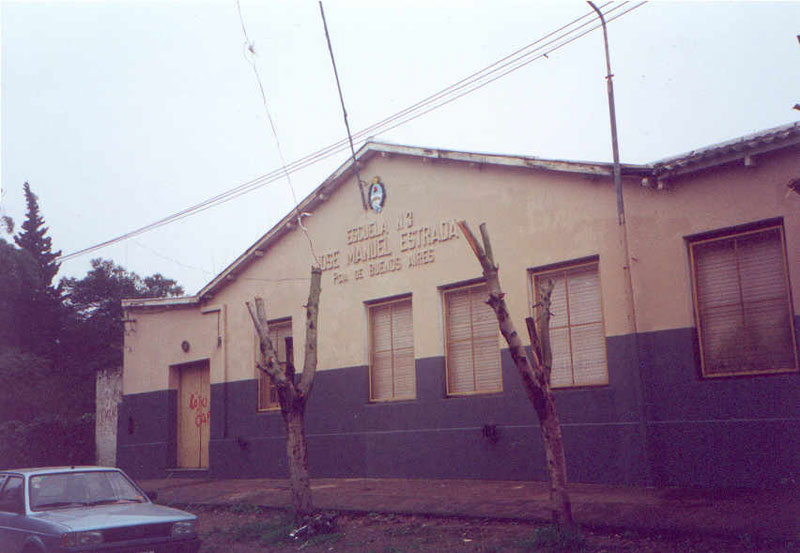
{"left": 588, "top": 1, "right": 624, "bottom": 225}
{"left": 588, "top": 1, "right": 651, "bottom": 486}
{"left": 319, "top": 1, "right": 369, "bottom": 212}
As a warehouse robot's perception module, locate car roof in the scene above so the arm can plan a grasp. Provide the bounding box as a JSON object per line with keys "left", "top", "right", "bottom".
{"left": 0, "top": 466, "right": 120, "bottom": 476}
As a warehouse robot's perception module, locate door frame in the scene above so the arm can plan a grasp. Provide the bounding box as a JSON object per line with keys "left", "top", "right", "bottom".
{"left": 172, "top": 359, "right": 211, "bottom": 469}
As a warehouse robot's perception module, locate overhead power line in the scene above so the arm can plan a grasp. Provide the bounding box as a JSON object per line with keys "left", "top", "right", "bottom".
{"left": 236, "top": 0, "right": 321, "bottom": 265}
{"left": 57, "top": 1, "right": 646, "bottom": 263}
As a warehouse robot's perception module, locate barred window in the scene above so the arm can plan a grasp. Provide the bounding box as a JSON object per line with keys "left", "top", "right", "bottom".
{"left": 533, "top": 262, "right": 607, "bottom": 388}
{"left": 444, "top": 283, "right": 501, "bottom": 395}
{"left": 257, "top": 319, "right": 293, "bottom": 411}
{"left": 369, "top": 297, "right": 415, "bottom": 401}
{"left": 690, "top": 225, "right": 797, "bottom": 377}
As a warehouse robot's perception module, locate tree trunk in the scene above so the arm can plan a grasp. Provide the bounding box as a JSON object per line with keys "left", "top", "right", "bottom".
{"left": 538, "top": 384, "right": 572, "bottom": 525}
{"left": 457, "top": 220, "right": 573, "bottom": 527}
{"left": 284, "top": 407, "right": 313, "bottom": 516}
{"left": 246, "top": 267, "right": 322, "bottom": 521}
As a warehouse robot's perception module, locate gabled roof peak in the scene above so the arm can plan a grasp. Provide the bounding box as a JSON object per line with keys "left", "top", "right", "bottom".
{"left": 123, "top": 122, "right": 800, "bottom": 308}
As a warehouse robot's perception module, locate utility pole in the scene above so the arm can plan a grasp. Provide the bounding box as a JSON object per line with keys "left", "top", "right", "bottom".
{"left": 588, "top": 1, "right": 624, "bottom": 225}
{"left": 794, "top": 36, "right": 799, "bottom": 111}
{"left": 587, "top": 1, "right": 650, "bottom": 486}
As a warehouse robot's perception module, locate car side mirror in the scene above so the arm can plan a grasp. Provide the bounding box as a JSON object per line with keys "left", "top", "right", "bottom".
{"left": 145, "top": 490, "right": 158, "bottom": 502}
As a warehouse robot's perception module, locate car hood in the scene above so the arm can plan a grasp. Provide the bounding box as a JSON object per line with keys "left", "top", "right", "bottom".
{"left": 29, "top": 502, "right": 195, "bottom": 532}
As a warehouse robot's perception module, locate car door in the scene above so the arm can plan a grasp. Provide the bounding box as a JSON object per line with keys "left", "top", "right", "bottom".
{"left": 0, "top": 475, "right": 27, "bottom": 552}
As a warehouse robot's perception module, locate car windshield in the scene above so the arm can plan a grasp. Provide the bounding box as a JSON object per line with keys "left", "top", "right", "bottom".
{"left": 29, "top": 471, "right": 146, "bottom": 511}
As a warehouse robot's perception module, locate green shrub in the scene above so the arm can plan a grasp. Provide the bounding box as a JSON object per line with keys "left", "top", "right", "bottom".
{"left": 0, "top": 414, "right": 94, "bottom": 469}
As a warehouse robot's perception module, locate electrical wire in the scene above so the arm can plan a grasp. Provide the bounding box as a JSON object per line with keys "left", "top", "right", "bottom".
{"left": 57, "top": 2, "right": 646, "bottom": 263}
{"left": 132, "top": 239, "right": 214, "bottom": 275}
{"left": 236, "top": 0, "right": 321, "bottom": 266}
{"left": 58, "top": 1, "right": 642, "bottom": 264}
{"left": 361, "top": 2, "right": 648, "bottom": 139}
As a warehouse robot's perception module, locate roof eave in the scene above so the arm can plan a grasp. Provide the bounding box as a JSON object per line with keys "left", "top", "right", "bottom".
{"left": 646, "top": 121, "right": 800, "bottom": 182}
{"left": 121, "top": 295, "right": 200, "bottom": 309}
{"left": 365, "top": 142, "right": 650, "bottom": 176}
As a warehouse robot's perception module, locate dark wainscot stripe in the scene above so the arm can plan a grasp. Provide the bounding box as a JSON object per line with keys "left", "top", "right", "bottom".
{"left": 117, "top": 389, "right": 176, "bottom": 480}
{"left": 207, "top": 336, "right": 647, "bottom": 485}
{"left": 638, "top": 322, "right": 800, "bottom": 487}
{"left": 119, "top": 322, "right": 799, "bottom": 487}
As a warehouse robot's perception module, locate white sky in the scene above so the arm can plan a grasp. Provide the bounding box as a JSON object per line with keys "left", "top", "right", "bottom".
{"left": 2, "top": 0, "right": 799, "bottom": 294}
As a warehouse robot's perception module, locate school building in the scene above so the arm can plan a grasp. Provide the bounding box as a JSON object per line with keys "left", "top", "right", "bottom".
{"left": 119, "top": 122, "right": 800, "bottom": 487}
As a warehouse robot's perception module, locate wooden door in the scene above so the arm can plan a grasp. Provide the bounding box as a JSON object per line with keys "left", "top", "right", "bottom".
{"left": 177, "top": 362, "right": 210, "bottom": 468}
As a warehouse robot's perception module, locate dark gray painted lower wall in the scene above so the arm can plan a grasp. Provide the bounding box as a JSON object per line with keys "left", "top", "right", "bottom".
{"left": 638, "top": 320, "right": 800, "bottom": 487}
{"left": 207, "top": 343, "right": 647, "bottom": 485}
{"left": 117, "top": 390, "right": 177, "bottom": 480}
{"left": 118, "top": 320, "right": 800, "bottom": 487}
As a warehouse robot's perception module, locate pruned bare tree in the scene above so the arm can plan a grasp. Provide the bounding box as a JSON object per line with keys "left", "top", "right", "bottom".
{"left": 457, "top": 221, "right": 573, "bottom": 527}
{"left": 246, "top": 266, "right": 322, "bottom": 519}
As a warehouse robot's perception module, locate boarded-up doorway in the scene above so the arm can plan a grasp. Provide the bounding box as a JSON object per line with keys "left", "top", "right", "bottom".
{"left": 177, "top": 361, "right": 210, "bottom": 469}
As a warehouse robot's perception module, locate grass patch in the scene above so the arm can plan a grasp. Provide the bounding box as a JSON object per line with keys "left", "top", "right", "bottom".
{"left": 300, "top": 532, "right": 343, "bottom": 549}
{"left": 517, "top": 524, "right": 586, "bottom": 552}
{"left": 229, "top": 502, "right": 261, "bottom": 515}
{"left": 225, "top": 512, "right": 295, "bottom": 545}
{"left": 383, "top": 522, "right": 430, "bottom": 537}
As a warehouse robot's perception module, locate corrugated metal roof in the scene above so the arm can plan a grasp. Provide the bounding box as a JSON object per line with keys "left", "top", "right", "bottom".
{"left": 649, "top": 121, "right": 800, "bottom": 177}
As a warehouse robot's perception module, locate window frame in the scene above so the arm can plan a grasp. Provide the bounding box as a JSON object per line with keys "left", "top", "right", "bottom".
{"left": 255, "top": 317, "right": 293, "bottom": 412}
{"left": 530, "top": 259, "right": 609, "bottom": 389}
{"left": 442, "top": 281, "right": 503, "bottom": 397}
{"left": 368, "top": 295, "right": 416, "bottom": 403}
{"left": 0, "top": 475, "right": 24, "bottom": 513}
{"left": 688, "top": 223, "right": 798, "bottom": 378}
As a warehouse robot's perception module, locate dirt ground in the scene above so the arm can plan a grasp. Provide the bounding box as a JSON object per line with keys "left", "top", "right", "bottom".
{"left": 189, "top": 504, "right": 798, "bottom": 553}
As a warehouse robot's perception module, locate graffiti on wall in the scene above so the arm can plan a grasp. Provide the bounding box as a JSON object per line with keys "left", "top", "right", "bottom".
{"left": 95, "top": 367, "right": 123, "bottom": 466}
{"left": 188, "top": 393, "right": 210, "bottom": 428}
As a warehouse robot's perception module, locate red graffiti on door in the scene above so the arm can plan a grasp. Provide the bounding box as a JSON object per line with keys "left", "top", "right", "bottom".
{"left": 188, "top": 393, "right": 210, "bottom": 428}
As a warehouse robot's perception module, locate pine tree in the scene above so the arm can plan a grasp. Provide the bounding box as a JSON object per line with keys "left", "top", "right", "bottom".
{"left": 14, "top": 182, "right": 61, "bottom": 288}
{"left": 12, "top": 182, "right": 63, "bottom": 355}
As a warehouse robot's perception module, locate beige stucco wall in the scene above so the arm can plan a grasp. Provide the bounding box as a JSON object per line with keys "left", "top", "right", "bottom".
{"left": 123, "top": 306, "right": 223, "bottom": 394}
{"left": 207, "top": 154, "right": 632, "bottom": 385}
{"left": 123, "top": 148, "right": 800, "bottom": 394}
{"left": 626, "top": 148, "right": 800, "bottom": 333}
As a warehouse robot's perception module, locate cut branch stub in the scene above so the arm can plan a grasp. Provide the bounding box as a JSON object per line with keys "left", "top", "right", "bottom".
{"left": 526, "top": 317, "right": 544, "bottom": 372}
{"left": 297, "top": 266, "right": 322, "bottom": 398}
{"left": 457, "top": 221, "right": 486, "bottom": 262}
{"left": 478, "top": 222, "right": 497, "bottom": 270}
{"left": 536, "top": 279, "right": 554, "bottom": 374}
{"left": 246, "top": 298, "right": 289, "bottom": 388}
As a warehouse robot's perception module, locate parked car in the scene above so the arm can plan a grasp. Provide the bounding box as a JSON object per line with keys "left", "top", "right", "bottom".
{"left": 0, "top": 466, "right": 200, "bottom": 552}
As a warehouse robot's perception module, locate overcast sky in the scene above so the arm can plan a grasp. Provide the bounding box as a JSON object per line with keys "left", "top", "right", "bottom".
{"left": 2, "top": 1, "right": 799, "bottom": 294}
